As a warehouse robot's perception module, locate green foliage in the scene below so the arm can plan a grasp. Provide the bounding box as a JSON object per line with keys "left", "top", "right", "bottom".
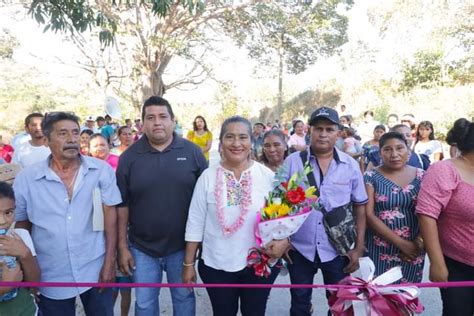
{"left": 226, "top": 1, "right": 350, "bottom": 75}
{"left": 0, "top": 29, "right": 19, "bottom": 59}
{"left": 278, "top": 86, "right": 341, "bottom": 121}
{"left": 399, "top": 51, "right": 444, "bottom": 92}
{"left": 214, "top": 83, "right": 239, "bottom": 124}
{"left": 29, "top": 0, "right": 205, "bottom": 45}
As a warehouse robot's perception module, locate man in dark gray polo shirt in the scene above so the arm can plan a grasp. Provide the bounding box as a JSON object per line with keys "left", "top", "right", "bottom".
{"left": 116, "top": 96, "right": 207, "bottom": 316}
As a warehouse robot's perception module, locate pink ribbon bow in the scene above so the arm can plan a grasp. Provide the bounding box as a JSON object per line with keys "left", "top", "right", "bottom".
{"left": 329, "top": 257, "right": 424, "bottom": 316}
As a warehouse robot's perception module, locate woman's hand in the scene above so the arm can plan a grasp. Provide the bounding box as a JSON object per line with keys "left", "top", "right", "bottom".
{"left": 429, "top": 261, "right": 449, "bottom": 282}
{"left": 264, "top": 239, "right": 291, "bottom": 260}
{"left": 182, "top": 265, "right": 196, "bottom": 293}
{"left": 398, "top": 239, "right": 419, "bottom": 261}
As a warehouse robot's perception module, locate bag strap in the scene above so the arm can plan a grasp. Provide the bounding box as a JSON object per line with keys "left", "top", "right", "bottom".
{"left": 300, "top": 150, "right": 327, "bottom": 215}
{"left": 300, "top": 150, "right": 317, "bottom": 187}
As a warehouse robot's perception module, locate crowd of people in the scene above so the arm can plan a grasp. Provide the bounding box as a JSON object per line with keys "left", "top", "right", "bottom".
{"left": 0, "top": 98, "right": 472, "bottom": 316}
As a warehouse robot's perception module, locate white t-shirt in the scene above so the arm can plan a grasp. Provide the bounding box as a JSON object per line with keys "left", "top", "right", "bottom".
{"left": 414, "top": 140, "right": 443, "bottom": 163}
{"left": 12, "top": 141, "right": 50, "bottom": 168}
{"left": 185, "top": 162, "right": 273, "bottom": 272}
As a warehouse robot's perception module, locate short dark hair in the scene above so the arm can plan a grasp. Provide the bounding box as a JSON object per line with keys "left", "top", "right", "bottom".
{"left": 89, "top": 133, "right": 107, "bottom": 143}
{"left": 193, "top": 115, "right": 208, "bottom": 132}
{"left": 24, "top": 113, "right": 44, "bottom": 127}
{"left": 42, "top": 112, "right": 80, "bottom": 140}
{"left": 260, "top": 129, "right": 288, "bottom": 164}
{"left": 374, "top": 124, "right": 386, "bottom": 132}
{"left": 80, "top": 129, "right": 94, "bottom": 137}
{"left": 125, "top": 119, "right": 132, "bottom": 124}
{"left": 141, "top": 96, "right": 174, "bottom": 121}
{"left": 293, "top": 120, "right": 304, "bottom": 130}
{"left": 219, "top": 116, "right": 253, "bottom": 143}
{"left": 96, "top": 116, "right": 105, "bottom": 122}
{"left": 117, "top": 125, "right": 131, "bottom": 136}
{"left": 390, "top": 124, "right": 410, "bottom": 133}
{"left": 0, "top": 181, "right": 14, "bottom": 201}
{"left": 379, "top": 132, "right": 407, "bottom": 149}
{"left": 363, "top": 110, "right": 374, "bottom": 117}
{"left": 387, "top": 113, "right": 398, "bottom": 121}
{"left": 254, "top": 122, "right": 265, "bottom": 128}
{"left": 446, "top": 118, "right": 474, "bottom": 154}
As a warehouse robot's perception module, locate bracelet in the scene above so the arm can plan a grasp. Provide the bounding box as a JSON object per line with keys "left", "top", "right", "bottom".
{"left": 182, "top": 261, "right": 195, "bottom": 267}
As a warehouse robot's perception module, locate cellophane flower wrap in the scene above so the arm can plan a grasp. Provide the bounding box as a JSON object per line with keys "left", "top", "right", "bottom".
{"left": 247, "top": 163, "right": 319, "bottom": 277}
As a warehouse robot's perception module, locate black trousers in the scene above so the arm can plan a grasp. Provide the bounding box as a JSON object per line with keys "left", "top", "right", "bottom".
{"left": 441, "top": 256, "right": 474, "bottom": 316}
{"left": 198, "top": 260, "right": 279, "bottom": 316}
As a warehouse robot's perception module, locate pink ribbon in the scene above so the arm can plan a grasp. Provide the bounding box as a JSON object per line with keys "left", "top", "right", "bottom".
{"left": 329, "top": 276, "right": 423, "bottom": 316}
{"left": 0, "top": 280, "right": 473, "bottom": 289}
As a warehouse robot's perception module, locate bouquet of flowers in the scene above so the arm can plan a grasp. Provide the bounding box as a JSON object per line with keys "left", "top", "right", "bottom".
{"left": 247, "top": 163, "right": 319, "bottom": 277}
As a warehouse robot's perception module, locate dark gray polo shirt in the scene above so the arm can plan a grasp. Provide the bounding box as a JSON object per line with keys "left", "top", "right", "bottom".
{"left": 116, "top": 133, "right": 208, "bottom": 257}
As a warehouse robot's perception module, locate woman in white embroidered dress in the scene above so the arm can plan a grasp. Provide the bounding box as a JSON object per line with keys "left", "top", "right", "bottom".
{"left": 183, "top": 116, "right": 279, "bottom": 316}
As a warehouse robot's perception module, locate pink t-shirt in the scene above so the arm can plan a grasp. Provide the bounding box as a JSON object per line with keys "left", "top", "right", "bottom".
{"left": 416, "top": 160, "right": 474, "bottom": 266}
{"left": 106, "top": 154, "right": 119, "bottom": 171}
{"left": 288, "top": 134, "right": 306, "bottom": 148}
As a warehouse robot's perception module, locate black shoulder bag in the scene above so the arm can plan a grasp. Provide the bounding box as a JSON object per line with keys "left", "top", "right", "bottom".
{"left": 300, "top": 150, "right": 356, "bottom": 255}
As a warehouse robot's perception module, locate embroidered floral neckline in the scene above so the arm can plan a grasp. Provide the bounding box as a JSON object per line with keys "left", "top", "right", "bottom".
{"left": 215, "top": 166, "right": 252, "bottom": 237}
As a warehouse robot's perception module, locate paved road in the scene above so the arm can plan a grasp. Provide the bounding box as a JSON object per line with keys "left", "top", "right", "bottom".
{"left": 111, "top": 144, "right": 442, "bottom": 315}
{"left": 113, "top": 256, "right": 441, "bottom": 315}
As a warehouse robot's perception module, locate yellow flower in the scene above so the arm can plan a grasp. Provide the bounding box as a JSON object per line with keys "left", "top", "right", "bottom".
{"left": 264, "top": 204, "right": 279, "bottom": 218}
{"left": 276, "top": 204, "right": 291, "bottom": 217}
{"left": 305, "top": 186, "right": 317, "bottom": 198}
{"left": 263, "top": 203, "right": 292, "bottom": 218}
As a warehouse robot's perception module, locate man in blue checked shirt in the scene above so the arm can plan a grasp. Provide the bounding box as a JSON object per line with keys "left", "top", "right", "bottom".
{"left": 13, "top": 112, "right": 122, "bottom": 316}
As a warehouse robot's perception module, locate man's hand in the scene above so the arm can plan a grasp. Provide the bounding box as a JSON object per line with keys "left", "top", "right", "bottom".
{"left": 99, "top": 257, "right": 115, "bottom": 284}
{"left": 118, "top": 246, "right": 135, "bottom": 277}
{"left": 263, "top": 238, "right": 291, "bottom": 260}
{"left": 343, "top": 247, "right": 364, "bottom": 273}
{"left": 0, "top": 232, "right": 30, "bottom": 259}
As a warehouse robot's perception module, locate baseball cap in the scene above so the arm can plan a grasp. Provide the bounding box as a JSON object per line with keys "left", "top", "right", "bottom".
{"left": 308, "top": 107, "right": 339, "bottom": 126}
{"left": 85, "top": 115, "right": 95, "bottom": 122}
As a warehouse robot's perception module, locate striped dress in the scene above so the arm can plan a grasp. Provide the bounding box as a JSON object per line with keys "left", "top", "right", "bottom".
{"left": 364, "top": 168, "right": 425, "bottom": 283}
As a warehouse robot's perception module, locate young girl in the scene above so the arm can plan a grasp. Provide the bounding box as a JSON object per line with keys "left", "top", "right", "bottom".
{"left": 414, "top": 121, "right": 443, "bottom": 163}
{"left": 0, "top": 181, "right": 40, "bottom": 315}
{"left": 342, "top": 126, "right": 362, "bottom": 158}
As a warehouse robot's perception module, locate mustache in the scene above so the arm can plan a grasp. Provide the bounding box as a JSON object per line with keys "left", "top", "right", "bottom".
{"left": 63, "top": 145, "right": 79, "bottom": 150}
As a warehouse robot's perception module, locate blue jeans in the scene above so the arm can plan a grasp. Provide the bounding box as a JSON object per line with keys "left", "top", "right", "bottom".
{"left": 130, "top": 245, "right": 195, "bottom": 316}
{"left": 287, "top": 250, "right": 349, "bottom": 316}
{"left": 38, "top": 288, "right": 113, "bottom": 316}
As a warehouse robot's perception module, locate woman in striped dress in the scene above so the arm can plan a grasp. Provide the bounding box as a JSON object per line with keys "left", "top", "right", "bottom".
{"left": 364, "top": 132, "right": 425, "bottom": 282}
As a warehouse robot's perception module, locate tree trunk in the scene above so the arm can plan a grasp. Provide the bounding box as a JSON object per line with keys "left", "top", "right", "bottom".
{"left": 277, "top": 32, "right": 284, "bottom": 120}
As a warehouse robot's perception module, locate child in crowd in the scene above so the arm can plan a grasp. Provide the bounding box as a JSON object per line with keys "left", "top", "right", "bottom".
{"left": 341, "top": 126, "right": 362, "bottom": 158}
{"left": 0, "top": 181, "right": 40, "bottom": 315}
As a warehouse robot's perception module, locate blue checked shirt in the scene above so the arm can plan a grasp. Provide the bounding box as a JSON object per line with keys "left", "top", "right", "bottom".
{"left": 13, "top": 155, "right": 122, "bottom": 299}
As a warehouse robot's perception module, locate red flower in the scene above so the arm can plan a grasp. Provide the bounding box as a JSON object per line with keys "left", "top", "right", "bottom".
{"left": 286, "top": 187, "right": 306, "bottom": 204}
{"left": 281, "top": 182, "right": 288, "bottom": 189}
